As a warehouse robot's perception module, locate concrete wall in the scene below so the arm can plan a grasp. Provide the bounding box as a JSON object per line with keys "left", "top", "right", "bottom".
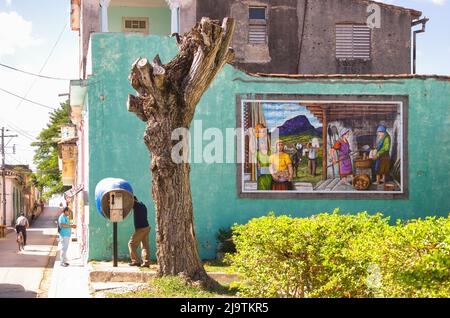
{"left": 190, "top": 0, "right": 415, "bottom": 74}
{"left": 86, "top": 34, "right": 450, "bottom": 261}
{"left": 180, "top": 0, "right": 197, "bottom": 35}
{"left": 80, "top": 0, "right": 100, "bottom": 79}
{"left": 298, "top": 0, "right": 413, "bottom": 74}
{"left": 108, "top": 6, "right": 171, "bottom": 35}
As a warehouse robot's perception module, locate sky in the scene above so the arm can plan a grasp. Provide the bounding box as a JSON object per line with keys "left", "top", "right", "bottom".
{"left": 0, "top": 0, "right": 78, "bottom": 170}
{"left": 0, "top": 0, "right": 449, "bottom": 171}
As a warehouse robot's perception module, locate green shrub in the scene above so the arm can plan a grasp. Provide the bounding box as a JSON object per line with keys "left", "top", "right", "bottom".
{"left": 227, "top": 210, "right": 450, "bottom": 298}
{"left": 379, "top": 216, "right": 450, "bottom": 297}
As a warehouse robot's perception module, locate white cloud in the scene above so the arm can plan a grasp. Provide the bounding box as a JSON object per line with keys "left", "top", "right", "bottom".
{"left": 430, "top": 0, "right": 447, "bottom": 5}
{"left": 5, "top": 0, "right": 12, "bottom": 6}
{"left": 0, "top": 11, "right": 43, "bottom": 57}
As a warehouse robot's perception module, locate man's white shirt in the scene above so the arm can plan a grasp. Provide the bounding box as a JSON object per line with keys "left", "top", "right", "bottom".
{"left": 16, "top": 216, "right": 29, "bottom": 227}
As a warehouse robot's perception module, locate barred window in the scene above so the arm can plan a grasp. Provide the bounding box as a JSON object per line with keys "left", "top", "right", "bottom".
{"left": 122, "top": 17, "right": 149, "bottom": 34}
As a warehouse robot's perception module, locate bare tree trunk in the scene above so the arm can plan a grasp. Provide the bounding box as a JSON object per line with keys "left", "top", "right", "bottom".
{"left": 127, "top": 18, "right": 235, "bottom": 287}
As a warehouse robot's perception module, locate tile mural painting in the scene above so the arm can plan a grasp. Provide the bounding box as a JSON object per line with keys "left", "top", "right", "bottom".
{"left": 240, "top": 98, "right": 404, "bottom": 194}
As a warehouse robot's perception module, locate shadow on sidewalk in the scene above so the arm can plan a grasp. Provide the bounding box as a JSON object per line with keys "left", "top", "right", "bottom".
{"left": 0, "top": 283, "right": 37, "bottom": 298}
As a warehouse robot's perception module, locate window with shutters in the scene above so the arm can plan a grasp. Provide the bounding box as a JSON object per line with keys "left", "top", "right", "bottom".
{"left": 249, "top": 7, "right": 267, "bottom": 44}
{"left": 122, "top": 17, "right": 149, "bottom": 34}
{"left": 336, "top": 24, "right": 371, "bottom": 59}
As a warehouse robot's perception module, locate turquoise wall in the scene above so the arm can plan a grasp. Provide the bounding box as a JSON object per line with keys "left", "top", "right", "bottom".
{"left": 87, "top": 33, "right": 450, "bottom": 261}
{"left": 108, "top": 6, "right": 170, "bottom": 35}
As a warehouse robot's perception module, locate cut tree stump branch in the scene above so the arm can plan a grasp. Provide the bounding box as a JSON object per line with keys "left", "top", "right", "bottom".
{"left": 127, "top": 17, "right": 235, "bottom": 289}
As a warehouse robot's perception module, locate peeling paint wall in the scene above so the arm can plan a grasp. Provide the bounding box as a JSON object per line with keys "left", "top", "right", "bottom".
{"left": 87, "top": 34, "right": 450, "bottom": 261}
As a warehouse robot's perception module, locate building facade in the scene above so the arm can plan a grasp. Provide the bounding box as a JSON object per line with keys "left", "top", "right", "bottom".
{"left": 0, "top": 165, "right": 40, "bottom": 226}
{"left": 66, "top": 1, "right": 448, "bottom": 262}
{"left": 190, "top": 0, "right": 422, "bottom": 74}
{"left": 72, "top": 0, "right": 426, "bottom": 78}
{"left": 70, "top": 33, "right": 450, "bottom": 261}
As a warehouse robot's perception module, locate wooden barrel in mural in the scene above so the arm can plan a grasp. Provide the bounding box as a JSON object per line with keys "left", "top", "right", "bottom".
{"left": 272, "top": 182, "right": 291, "bottom": 191}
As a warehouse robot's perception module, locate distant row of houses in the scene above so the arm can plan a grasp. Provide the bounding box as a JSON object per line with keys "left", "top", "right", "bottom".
{"left": 0, "top": 165, "right": 42, "bottom": 230}
{"left": 59, "top": 0, "right": 450, "bottom": 262}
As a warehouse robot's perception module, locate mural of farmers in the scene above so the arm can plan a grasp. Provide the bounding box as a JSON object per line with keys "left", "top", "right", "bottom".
{"left": 241, "top": 99, "right": 402, "bottom": 194}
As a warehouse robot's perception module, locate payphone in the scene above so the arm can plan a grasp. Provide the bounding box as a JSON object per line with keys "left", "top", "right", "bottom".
{"left": 94, "top": 178, "right": 134, "bottom": 267}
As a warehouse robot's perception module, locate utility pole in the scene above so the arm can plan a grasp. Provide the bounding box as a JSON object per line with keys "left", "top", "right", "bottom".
{"left": 1, "top": 127, "right": 18, "bottom": 226}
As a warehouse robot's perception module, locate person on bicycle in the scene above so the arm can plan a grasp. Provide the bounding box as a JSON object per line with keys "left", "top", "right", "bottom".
{"left": 15, "top": 212, "right": 29, "bottom": 246}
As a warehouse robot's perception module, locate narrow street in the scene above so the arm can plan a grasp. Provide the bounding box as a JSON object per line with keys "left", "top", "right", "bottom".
{"left": 0, "top": 207, "right": 60, "bottom": 298}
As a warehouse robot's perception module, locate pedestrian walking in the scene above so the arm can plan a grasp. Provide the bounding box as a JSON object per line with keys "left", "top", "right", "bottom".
{"left": 58, "top": 207, "right": 76, "bottom": 267}
{"left": 128, "top": 196, "right": 151, "bottom": 267}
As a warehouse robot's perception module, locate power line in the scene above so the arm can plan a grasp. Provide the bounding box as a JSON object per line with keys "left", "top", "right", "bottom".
{"left": 0, "top": 122, "right": 36, "bottom": 142}
{"left": 0, "top": 62, "right": 72, "bottom": 81}
{"left": 0, "top": 118, "right": 38, "bottom": 141}
{"left": 16, "top": 22, "right": 68, "bottom": 110}
{"left": 0, "top": 87, "right": 56, "bottom": 110}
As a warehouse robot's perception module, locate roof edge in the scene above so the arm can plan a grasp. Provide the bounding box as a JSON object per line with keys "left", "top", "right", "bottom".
{"left": 230, "top": 61, "right": 450, "bottom": 80}
{"left": 368, "top": 0, "right": 422, "bottom": 18}
{"left": 233, "top": 68, "right": 450, "bottom": 81}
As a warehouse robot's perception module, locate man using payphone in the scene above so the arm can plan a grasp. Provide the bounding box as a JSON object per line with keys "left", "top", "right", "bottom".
{"left": 128, "top": 196, "right": 151, "bottom": 267}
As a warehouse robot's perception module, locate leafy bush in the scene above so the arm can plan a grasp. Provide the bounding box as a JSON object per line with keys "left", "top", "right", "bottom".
{"left": 378, "top": 217, "right": 450, "bottom": 297}
{"left": 227, "top": 210, "right": 450, "bottom": 298}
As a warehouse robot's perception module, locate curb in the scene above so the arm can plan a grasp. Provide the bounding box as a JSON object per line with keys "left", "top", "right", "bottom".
{"left": 89, "top": 267, "right": 239, "bottom": 285}
{"left": 89, "top": 269, "right": 157, "bottom": 283}
{"left": 37, "top": 232, "right": 59, "bottom": 298}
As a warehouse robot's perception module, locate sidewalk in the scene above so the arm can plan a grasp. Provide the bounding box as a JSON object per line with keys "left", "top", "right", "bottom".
{"left": 0, "top": 208, "right": 58, "bottom": 298}
{"left": 48, "top": 239, "right": 91, "bottom": 298}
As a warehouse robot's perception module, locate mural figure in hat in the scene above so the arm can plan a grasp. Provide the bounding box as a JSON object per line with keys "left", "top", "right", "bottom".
{"left": 373, "top": 125, "right": 391, "bottom": 185}
{"left": 331, "top": 128, "right": 353, "bottom": 183}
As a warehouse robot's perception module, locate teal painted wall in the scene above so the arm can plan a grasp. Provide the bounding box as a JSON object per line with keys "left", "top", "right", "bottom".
{"left": 108, "top": 6, "right": 170, "bottom": 35}
{"left": 87, "top": 33, "right": 450, "bottom": 261}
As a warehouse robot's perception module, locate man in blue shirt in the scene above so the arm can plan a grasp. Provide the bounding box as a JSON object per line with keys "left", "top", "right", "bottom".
{"left": 58, "top": 207, "right": 76, "bottom": 267}
{"left": 128, "top": 196, "right": 151, "bottom": 267}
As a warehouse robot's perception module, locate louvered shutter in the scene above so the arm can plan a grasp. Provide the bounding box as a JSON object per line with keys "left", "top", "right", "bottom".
{"left": 249, "top": 7, "right": 267, "bottom": 44}
{"left": 336, "top": 24, "right": 371, "bottom": 59}
{"left": 249, "top": 24, "right": 267, "bottom": 44}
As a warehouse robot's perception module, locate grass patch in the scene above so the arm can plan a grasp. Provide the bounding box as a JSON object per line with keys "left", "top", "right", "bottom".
{"left": 107, "top": 276, "right": 238, "bottom": 298}
{"left": 203, "top": 259, "right": 236, "bottom": 274}
{"left": 280, "top": 134, "right": 323, "bottom": 185}
{"left": 293, "top": 155, "right": 323, "bottom": 184}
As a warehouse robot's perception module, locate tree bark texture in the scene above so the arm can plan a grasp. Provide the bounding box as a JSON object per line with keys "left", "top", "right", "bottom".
{"left": 127, "top": 18, "right": 235, "bottom": 287}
